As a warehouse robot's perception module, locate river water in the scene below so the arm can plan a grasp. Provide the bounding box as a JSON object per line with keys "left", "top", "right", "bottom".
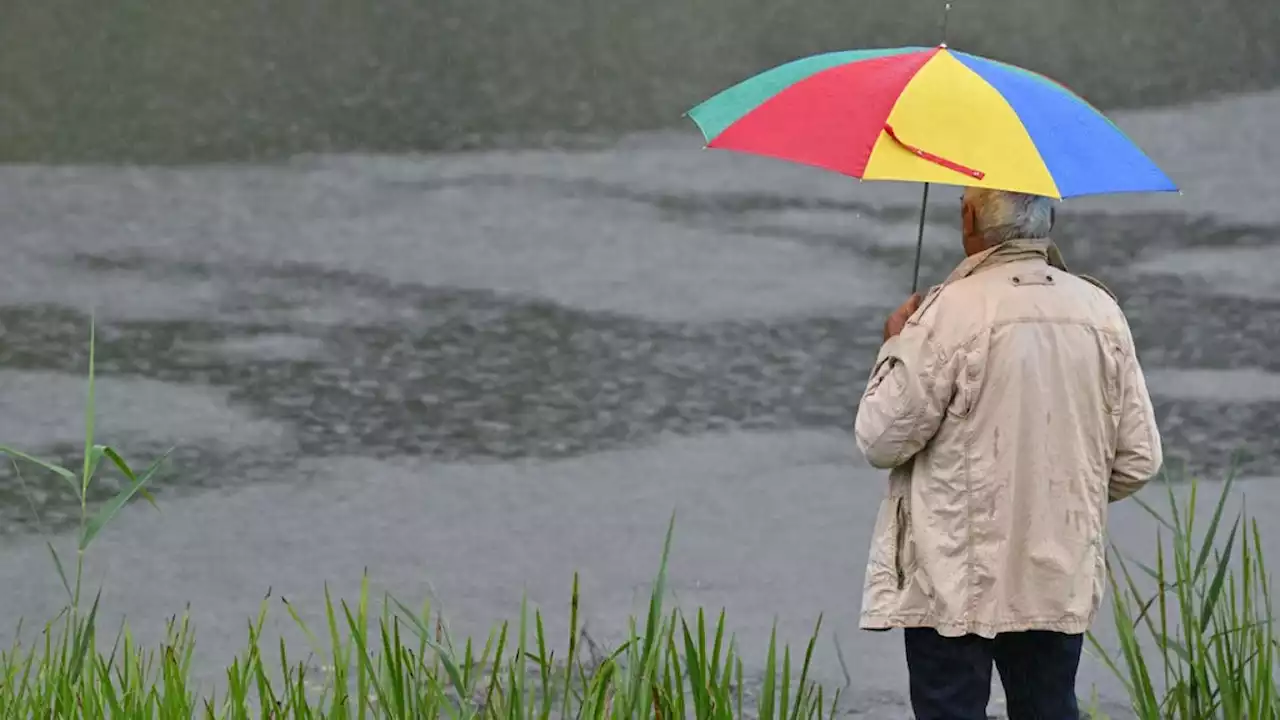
{"left": 0, "top": 87, "right": 1279, "bottom": 716}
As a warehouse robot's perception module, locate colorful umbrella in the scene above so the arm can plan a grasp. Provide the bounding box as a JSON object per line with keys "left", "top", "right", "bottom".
{"left": 686, "top": 44, "right": 1178, "bottom": 287}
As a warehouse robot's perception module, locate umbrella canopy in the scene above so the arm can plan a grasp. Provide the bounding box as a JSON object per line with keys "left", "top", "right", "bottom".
{"left": 686, "top": 45, "right": 1177, "bottom": 199}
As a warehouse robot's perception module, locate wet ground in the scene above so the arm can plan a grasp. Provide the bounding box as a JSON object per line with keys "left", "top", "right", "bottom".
{"left": 1, "top": 89, "right": 1279, "bottom": 717}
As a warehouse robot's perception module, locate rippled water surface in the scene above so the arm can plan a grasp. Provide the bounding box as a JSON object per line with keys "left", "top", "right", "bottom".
{"left": 1, "top": 90, "right": 1279, "bottom": 717}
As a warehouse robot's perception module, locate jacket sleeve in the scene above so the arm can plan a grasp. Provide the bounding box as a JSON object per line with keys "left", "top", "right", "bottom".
{"left": 854, "top": 323, "right": 956, "bottom": 470}
{"left": 1109, "top": 339, "right": 1163, "bottom": 502}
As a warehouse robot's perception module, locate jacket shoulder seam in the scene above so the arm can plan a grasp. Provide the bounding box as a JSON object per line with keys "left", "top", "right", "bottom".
{"left": 944, "top": 317, "right": 1127, "bottom": 357}
{"left": 1076, "top": 273, "right": 1118, "bottom": 302}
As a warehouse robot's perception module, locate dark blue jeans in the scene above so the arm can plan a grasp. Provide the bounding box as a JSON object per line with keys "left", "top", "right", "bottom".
{"left": 904, "top": 627, "right": 1083, "bottom": 720}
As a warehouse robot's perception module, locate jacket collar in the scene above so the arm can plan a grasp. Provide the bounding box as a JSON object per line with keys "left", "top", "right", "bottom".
{"left": 942, "top": 238, "right": 1067, "bottom": 286}
{"left": 913, "top": 238, "right": 1069, "bottom": 319}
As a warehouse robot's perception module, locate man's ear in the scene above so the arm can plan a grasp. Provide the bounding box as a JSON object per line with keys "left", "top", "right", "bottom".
{"left": 962, "top": 202, "right": 976, "bottom": 239}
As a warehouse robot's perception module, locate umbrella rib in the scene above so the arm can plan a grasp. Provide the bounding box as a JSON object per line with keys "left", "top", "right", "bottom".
{"left": 882, "top": 123, "right": 986, "bottom": 181}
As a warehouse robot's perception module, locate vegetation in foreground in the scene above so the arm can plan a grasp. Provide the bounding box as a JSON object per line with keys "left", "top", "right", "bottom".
{"left": 0, "top": 325, "right": 838, "bottom": 719}
{"left": 1, "top": 326, "right": 1277, "bottom": 718}
{"left": 1085, "top": 465, "right": 1280, "bottom": 719}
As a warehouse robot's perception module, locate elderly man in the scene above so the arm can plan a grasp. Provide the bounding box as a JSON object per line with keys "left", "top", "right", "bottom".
{"left": 853, "top": 188, "right": 1162, "bottom": 720}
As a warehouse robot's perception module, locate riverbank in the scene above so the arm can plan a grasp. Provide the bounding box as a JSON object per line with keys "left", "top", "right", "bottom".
{"left": 4, "top": 426, "right": 1278, "bottom": 716}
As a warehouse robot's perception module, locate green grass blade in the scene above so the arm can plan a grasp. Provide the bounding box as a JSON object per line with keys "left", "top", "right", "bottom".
{"left": 82, "top": 316, "right": 97, "bottom": 497}
{"left": 1130, "top": 492, "right": 1176, "bottom": 533}
{"left": 70, "top": 590, "right": 102, "bottom": 679}
{"left": 0, "top": 446, "right": 78, "bottom": 497}
{"left": 710, "top": 609, "right": 725, "bottom": 694}
{"left": 484, "top": 621, "right": 508, "bottom": 719}
{"left": 1192, "top": 470, "right": 1236, "bottom": 584}
{"left": 562, "top": 573, "right": 579, "bottom": 720}
{"left": 681, "top": 616, "right": 707, "bottom": 720}
{"left": 760, "top": 623, "right": 777, "bottom": 720}
{"left": 516, "top": 595, "right": 528, "bottom": 720}
{"left": 46, "top": 542, "right": 73, "bottom": 601}
{"left": 80, "top": 449, "right": 171, "bottom": 550}
{"left": 342, "top": 600, "right": 391, "bottom": 716}
{"left": 779, "top": 643, "right": 790, "bottom": 720}
{"left": 100, "top": 446, "right": 161, "bottom": 509}
{"left": 1201, "top": 514, "right": 1243, "bottom": 633}
{"left": 735, "top": 657, "right": 744, "bottom": 720}
{"left": 790, "top": 615, "right": 822, "bottom": 720}
{"left": 1085, "top": 629, "right": 1134, "bottom": 696}
{"left": 535, "top": 610, "right": 552, "bottom": 720}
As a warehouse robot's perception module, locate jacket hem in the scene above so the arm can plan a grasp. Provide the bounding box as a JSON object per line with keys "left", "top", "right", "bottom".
{"left": 859, "top": 612, "right": 1092, "bottom": 638}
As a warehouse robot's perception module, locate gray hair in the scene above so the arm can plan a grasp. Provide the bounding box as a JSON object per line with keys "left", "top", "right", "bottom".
{"left": 963, "top": 188, "right": 1055, "bottom": 247}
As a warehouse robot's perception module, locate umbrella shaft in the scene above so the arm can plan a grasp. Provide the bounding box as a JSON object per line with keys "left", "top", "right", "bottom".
{"left": 911, "top": 182, "right": 930, "bottom": 294}
{"left": 910, "top": 1, "right": 948, "bottom": 295}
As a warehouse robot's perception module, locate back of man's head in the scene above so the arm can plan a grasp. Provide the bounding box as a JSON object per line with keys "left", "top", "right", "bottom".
{"left": 962, "top": 188, "right": 1055, "bottom": 251}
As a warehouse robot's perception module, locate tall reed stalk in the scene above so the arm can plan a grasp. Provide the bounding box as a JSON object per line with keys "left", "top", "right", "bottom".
{"left": 1, "top": 319, "right": 173, "bottom": 716}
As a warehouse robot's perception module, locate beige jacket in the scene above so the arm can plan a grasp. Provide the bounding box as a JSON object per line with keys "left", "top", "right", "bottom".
{"left": 854, "top": 239, "right": 1162, "bottom": 638}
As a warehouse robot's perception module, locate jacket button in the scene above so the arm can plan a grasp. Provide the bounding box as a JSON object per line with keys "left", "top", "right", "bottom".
{"left": 1012, "top": 276, "right": 1021, "bottom": 283}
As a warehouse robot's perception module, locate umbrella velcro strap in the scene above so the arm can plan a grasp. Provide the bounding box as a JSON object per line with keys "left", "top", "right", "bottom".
{"left": 883, "top": 124, "right": 986, "bottom": 180}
